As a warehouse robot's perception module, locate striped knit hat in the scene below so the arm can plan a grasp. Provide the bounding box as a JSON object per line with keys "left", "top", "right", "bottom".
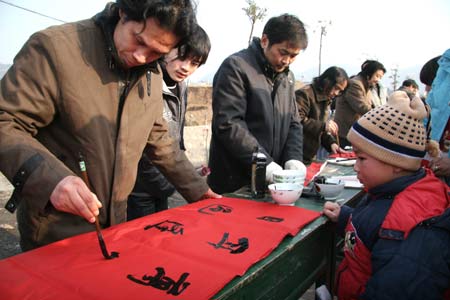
{"left": 347, "top": 91, "right": 428, "bottom": 170}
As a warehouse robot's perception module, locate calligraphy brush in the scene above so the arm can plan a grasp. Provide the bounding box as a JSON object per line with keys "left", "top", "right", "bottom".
{"left": 78, "top": 153, "right": 119, "bottom": 260}
{"left": 334, "top": 157, "right": 356, "bottom": 162}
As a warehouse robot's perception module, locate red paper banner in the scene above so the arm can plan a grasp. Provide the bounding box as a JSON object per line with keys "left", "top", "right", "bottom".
{"left": 0, "top": 198, "right": 320, "bottom": 299}
{"left": 328, "top": 151, "right": 356, "bottom": 159}
{"left": 305, "top": 162, "right": 324, "bottom": 185}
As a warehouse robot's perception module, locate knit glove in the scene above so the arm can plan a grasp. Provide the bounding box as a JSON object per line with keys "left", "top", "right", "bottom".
{"left": 285, "top": 160, "right": 307, "bottom": 184}
{"left": 265, "top": 161, "right": 282, "bottom": 183}
{"left": 284, "top": 159, "right": 306, "bottom": 172}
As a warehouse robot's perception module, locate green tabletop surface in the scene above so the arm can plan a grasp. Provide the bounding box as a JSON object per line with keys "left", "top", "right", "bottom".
{"left": 212, "top": 163, "right": 364, "bottom": 300}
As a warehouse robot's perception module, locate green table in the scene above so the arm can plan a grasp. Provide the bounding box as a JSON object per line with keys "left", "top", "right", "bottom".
{"left": 213, "top": 180, "right": 364, "bottom": 299}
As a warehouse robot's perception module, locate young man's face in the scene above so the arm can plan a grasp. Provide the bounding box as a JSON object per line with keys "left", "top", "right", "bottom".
{"left": 164, "top": 48, "right": 202, "bottom": 82}
{"left": 260, "top": 35, "right": 301, "bottom": 73}
{"left": 114, "top": 12, "right": 179, "bottom": 69}
{"left": 353, "top": 145, "right": 398, "bottom": 190}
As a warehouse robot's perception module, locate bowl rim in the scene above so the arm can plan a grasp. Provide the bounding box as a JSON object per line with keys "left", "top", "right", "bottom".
{"left": 268, "top": 183, "right": 304, "bottom": 191}
{"left": 273, "top": 169, "right": 306, "bottom": 176}
{"left": 315, "top": 181, "right": 344, "bottom": 198}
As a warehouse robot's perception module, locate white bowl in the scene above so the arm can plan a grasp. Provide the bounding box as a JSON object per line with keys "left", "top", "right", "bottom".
{"left": 268, "top": 183, "right": 303, "bottom": 206}
{"left": 273, "top": 169, "right": 306, "bottom": 185}
{"left": 315, "top": 180, "right": 345, "bottom": 200}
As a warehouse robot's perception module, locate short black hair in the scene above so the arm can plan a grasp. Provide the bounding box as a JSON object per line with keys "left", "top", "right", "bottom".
{"left": 420, "top": 55, "right": 441, "bottom": 86}
{"left": 263, "top": 14, "right": 308, "bottom": 49}
{"left": 116, "top": 0, "right": 197, "bottom": 47}
{"left": 178, "top": 25, "right": 211, "bottom": 66}
{"left": 401, "top": 79, "right": 418, "bottom": 89}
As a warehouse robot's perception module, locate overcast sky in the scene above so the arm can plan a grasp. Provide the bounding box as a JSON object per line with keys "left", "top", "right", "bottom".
{"left": 1, "top": 0, "right": 449, "bottom": 89}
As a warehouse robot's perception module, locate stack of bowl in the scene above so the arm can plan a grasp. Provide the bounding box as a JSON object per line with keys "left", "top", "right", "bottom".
{"left": 273, "top": 169, "right": 306, "bottom": 186}
{"left": 269, "top": 169, "right": 307, "bottom": 206}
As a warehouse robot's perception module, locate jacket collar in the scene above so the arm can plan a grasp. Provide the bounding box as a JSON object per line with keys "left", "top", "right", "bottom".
{"left": 369, "top": 168, "right": 426, "bottom": 198}
{"left": 249, "top": 37, "right": 290, "bottom": 81}
{"left": 310, "top": 83, "right": 330, "bottom": 103}
{"left": 352, "top": 74, "right": 370, "bottom": 92}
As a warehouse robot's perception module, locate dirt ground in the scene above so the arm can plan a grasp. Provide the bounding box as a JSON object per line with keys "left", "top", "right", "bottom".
{"left": 0, "top": 173, "right": 19, "bottom": 259}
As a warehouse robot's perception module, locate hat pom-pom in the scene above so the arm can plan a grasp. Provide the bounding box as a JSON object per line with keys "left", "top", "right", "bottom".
{"left": 388, "top": 91, "right": 427, "bottom": 120}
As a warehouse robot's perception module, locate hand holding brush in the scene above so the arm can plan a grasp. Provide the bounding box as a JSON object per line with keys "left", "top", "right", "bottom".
{"left": 78, "top": 153, "right": 119, "bottom": 260}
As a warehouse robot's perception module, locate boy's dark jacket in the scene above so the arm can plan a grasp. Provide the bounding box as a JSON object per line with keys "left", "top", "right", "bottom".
{"left": 336, "top": 168, "right": 450, "bottom": 300}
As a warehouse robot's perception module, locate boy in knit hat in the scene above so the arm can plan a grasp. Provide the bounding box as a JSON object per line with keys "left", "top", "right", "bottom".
{"left": 323, "top": 91, "right": 450, "bottom": 300}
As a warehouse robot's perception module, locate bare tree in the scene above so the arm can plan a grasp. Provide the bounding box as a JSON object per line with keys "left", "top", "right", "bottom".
{"left": 389, "top": 67, "right": 400, "bottom": 91}
{"left": 317, "top": 20, "right": 331, "bottom": 76}
{"left": 242, "top": 0, "right": 267, "bottom": 45}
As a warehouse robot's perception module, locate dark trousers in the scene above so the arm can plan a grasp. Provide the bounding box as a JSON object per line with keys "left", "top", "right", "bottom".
{"left": 127, "top": 194, "right": 169, "bottom": 221}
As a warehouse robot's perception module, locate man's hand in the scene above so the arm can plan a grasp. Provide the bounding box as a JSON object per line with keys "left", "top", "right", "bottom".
{"left": 266, "top": 161, "right": 283, "bottom": 183}
{"left": 198, "top": 188, "right": 222, "bottom": 200}
{"left": 50, "top": 176, "right": 102, "bottom": 223}
{"left": 430, "top": 156, "right": 450, "bottom": 177}
{"left": 284, "top": 159, "right": 306, "bottom": 172}
{"left": 325, "top": 120, "right": 339, "bottom": 136}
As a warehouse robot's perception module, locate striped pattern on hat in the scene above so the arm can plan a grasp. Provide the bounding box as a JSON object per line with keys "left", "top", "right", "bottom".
{"left": 347, "top": 91, "right": 427, "bottom": 170}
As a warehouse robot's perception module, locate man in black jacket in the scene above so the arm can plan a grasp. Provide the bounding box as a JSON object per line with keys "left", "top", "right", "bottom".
{"left": 127, "top": 25, "right": 211, "bottom": 220}
{"left": 208, "top": 14, "right": 307, "bottom": 194}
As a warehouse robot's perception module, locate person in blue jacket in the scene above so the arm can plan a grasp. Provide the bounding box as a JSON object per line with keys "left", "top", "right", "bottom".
{"left": 422, "top": 50, "right": 450, "bottom": 184}
{"left": 323, "top": 91, "right": 450, "bottom": 300}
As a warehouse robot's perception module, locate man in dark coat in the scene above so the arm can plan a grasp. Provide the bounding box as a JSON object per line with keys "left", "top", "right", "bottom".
{"left": 208, "top": 14, "right": 307, "bottom": 194}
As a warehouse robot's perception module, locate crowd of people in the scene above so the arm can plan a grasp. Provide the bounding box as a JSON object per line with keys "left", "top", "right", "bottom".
{"left": 0, "top": 1, "right": 448, "bottom": 299}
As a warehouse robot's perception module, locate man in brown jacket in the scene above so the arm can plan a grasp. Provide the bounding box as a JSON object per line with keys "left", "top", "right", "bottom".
{"left": 0, "top": 0, "right": 219, "bottom": 251}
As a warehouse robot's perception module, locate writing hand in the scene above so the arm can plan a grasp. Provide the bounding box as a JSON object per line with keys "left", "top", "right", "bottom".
{"left": 326, "top": 120, "right": 339, "bottom": 136}
{"left": 330, "top": 143, "right": 350, "bottom": 154}
{"left": 50, "top": 176, "right": 102, "bottom": 223}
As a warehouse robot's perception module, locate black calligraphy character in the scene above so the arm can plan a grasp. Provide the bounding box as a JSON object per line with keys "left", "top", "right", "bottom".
{"left": 257, "top": 216, "right": 284, "bottom": 223}
{"left": 144, "top": 220, "right": 184, "bottom": 235}
{"left": 127, "top": 267, "right": 191, "bottom": 296}
{"left": 198, "top": 204, "right": 233, "bottom": 215}
{"left": 208, "top": 232, "right": 249, "bottom": 254}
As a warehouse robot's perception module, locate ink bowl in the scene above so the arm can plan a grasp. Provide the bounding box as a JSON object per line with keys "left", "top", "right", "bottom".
{"left": 268, "top": 183, "right": 303, "bottom": 206}
{"left": 315, "top": 179, "right": 345, "bottom": 200}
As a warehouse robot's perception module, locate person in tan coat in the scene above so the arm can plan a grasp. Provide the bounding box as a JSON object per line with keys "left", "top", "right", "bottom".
{"left": 333, "top": 60, "right": 386, "bottom": 148}
{"left": 295, "top": 66, "right": 348, "bottom": 164}
{"left": 0, "top": 1, "right": 219, "bottom": 251}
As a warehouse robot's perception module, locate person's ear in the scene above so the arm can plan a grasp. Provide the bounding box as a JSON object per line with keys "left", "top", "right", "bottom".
{"left": 119, "top": 9, "right": 126, "bottom": 23}
{"left": 260, "top": 34, "right": 269, "bottom": 49}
